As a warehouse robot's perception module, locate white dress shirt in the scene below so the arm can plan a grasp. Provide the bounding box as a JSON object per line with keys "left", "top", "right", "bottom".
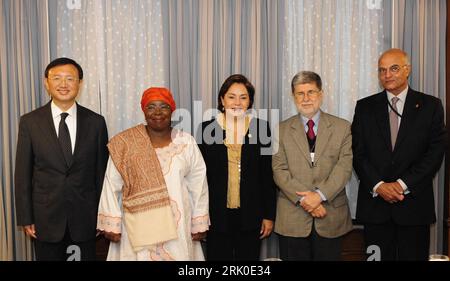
{"left": 51, "top": 101, "right": 77, "bottom": 154}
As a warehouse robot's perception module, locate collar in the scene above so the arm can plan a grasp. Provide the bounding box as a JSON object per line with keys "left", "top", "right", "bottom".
{"left": 387, "top": 86, "right": 408, "bottom": 104}
{"left": 301, "top": 110, "right": 321, "bottom": 127}
{"left": 51, "top": 101, "right": 77, "bottom": 118}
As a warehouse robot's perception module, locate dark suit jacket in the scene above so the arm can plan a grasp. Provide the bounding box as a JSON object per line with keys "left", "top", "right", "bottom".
{"left": 198, "top": 118, "right": 277, "bottom": 232}
{"left": 352, "top": 89, "right": 446, "bottom": 225}
{"left": 15, "top": 101, "right": 109, "bottom": 242}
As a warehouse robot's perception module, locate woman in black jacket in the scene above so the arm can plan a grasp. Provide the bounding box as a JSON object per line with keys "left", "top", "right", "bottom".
{"left": 198, "top": 74, "right": 277, "bottom": 260}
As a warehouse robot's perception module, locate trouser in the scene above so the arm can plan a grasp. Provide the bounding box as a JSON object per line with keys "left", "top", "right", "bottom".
{"left": 34, "top": 224, "right": 96, "bottom": 261}
{"left": 278, "top": 223, "right": 343, "bottom": 261}
{"left": 364, "top": 221, "right": 429, "bottom": 261}
{"left": 207, "top": 209, "right": 261, "bottom": 261}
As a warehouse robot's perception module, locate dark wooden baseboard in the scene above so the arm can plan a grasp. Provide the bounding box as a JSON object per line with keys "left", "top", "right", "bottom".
{"left": 341, "top": 227, "right": 365, "bottom": 261}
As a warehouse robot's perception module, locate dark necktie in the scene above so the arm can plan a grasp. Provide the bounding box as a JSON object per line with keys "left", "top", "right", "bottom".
{"left": 58, "top": 112, "right": 72, "bottom": 166}
{"left": 307, "top": 119, "right": 315, "bottom": 140}
{"left": 389, "top": 97, "right": 399, "bottom": 150}
{"left": 306, "top": 119, "right": 316, "bottom": 150}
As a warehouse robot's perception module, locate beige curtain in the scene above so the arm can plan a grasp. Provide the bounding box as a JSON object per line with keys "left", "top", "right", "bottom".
{"left": 0, "top": 0, "right": 50, "bottom": 261}
{"left": 162, "top": 0, "right": 284, "bottom": 129}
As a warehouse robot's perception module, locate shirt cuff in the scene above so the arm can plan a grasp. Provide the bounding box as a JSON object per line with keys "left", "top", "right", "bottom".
{"left": 295, "top": 196, "right": 304, "bottom": 206}
{"left": 314, "top": 189, "right": 327, "bottom": 202}
{"left": 372, "top": 181, "right": 384, "bottom": 197}
{"left": 397, "top": 179, "right": 410, "bottom": 194}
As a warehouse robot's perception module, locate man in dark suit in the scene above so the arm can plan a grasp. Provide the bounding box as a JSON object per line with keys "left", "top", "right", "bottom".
{"left": 352, "top": 49, "right": 446, "bottom": 260}
{"left": 14, "top": 57, "right": 109, "bottom": 261}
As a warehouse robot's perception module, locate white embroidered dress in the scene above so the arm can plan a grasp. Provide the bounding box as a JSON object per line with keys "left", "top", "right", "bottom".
{"left": 97, "top": 129, "right": 209, "bottom": 260}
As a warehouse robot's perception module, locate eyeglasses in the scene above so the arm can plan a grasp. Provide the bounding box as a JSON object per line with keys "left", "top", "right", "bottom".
{"left": 146, "top": 104, "right": 172, "bottom": 113}
{"left": 293, "top": 90, "right": 321, "bottom": 99}
{"left": 48, "top": 76, "right": 79, "bottom": 85}
{"left": 378, "top": 64, "right": 408, "bottom": 75}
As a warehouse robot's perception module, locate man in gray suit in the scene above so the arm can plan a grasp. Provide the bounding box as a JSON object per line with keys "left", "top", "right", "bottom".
{"left": 272, "top": 71, "right": 353, "bottom": 261}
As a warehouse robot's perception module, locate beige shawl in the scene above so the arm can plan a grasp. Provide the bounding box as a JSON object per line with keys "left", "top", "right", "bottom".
{"left": 107, "top": 124, "right": 177, "bottom": 252}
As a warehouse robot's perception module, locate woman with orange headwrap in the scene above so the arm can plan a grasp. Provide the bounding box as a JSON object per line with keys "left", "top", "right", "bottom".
{"left": 97, "top": 87, "right": 209, "bottom": 260}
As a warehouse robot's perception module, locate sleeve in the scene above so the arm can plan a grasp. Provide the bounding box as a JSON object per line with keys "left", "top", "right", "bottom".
{"left": 185, "top": 136, "right": 210, "bottom": 234}
{"left": 272, "top": 123, "right": 310, "bottom": 205}
{"left": 351, "top": 101, "right": 383, "bottom": 193}
{"left": 400, "top": 99, "right": 447, "bottom": 192}
{"left": 97, "top": 157, "right": 123, "bottom": 234}
{"left": 315, "top": 122, "right": 353, "bottom": 201}
{"left": 259, "top": 121, "right": 277, "bottom": 220}
{"left": 95, "top": 117, "right": 109, "bottom": 203}
{"left": 14, "top": 116, "right": 34, "bottom": 226}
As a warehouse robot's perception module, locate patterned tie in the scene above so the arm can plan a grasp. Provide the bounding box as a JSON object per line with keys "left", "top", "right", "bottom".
{"left": 58, "top": 112, "right": 72, "bottom": 166}
{"left": 389, "top": 97, "right": 399, "bottom": 150}
{"left": 307, "top": 119, "right": 315, "bottom": 141}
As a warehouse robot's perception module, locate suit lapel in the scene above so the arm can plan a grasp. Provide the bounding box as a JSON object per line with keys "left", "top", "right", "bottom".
{"left": 314, "top": 111, "right": 332, "bottom": 164}
{"left": 36, "top": 102, "right": 68, "bottom": 167}
{"left": 374, "top": 91, "right": 392, "bottom": 151}
{"left": 289, "top": 115, "right": 311, "bottom": 164}
{"left": 394, "top": 89, "right": 421, "bottom": 151}
{"left": 72, "top": 104, "right": 88, "bottom": 165}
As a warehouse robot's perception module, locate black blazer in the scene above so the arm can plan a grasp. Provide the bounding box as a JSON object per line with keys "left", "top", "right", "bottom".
{"left": 14, "top": 102, "right": 109, "bottom": 242}
{"left": 198, "top": 118, "right": 277, "bottom": 232}
{"left": 352, "top": 89, "right": 446, "bottom": 225}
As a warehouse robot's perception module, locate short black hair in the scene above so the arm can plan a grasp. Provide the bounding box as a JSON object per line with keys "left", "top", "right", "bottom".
{"left": 44, "top": 57, "right": 83, "bottom": 80}
{"left": 217, "top": 74, "right": 255, "bottom": 112}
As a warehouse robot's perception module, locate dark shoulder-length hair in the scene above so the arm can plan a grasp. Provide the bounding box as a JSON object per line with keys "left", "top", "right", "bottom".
{"left": 217, "top": 74, "right": 255, "bottom": 113}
